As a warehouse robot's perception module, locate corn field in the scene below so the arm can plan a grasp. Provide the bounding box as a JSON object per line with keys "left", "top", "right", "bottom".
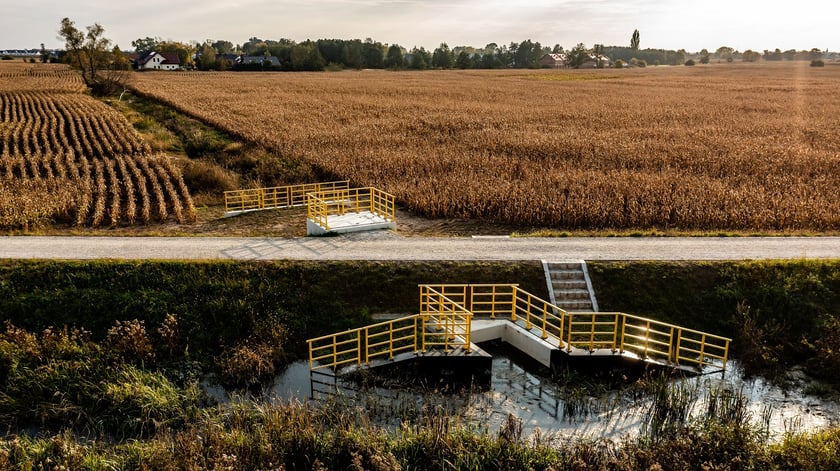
{"left": 134, "top": 63, "right": 840, "bottom": 231}
{"left": 0, "top": 63, "right": 195, "bottom": 229}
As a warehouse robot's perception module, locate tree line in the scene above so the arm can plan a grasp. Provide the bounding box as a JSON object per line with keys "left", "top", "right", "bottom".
{"left": 56, "top": 17, "right": 832, "bottom": 96}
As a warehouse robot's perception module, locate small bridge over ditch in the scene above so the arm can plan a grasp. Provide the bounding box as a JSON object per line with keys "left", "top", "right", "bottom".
{"left": 223, "top": 181, "right": 396, "bottom": 235}
{"left": 307, "top": 284, "right": 730, "bottom": 398}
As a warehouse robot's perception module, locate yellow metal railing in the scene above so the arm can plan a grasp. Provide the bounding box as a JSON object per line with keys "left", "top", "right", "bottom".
{"left": 308, "top": 284, "right": 731, "bottom": 374}
{"left": 306, "top": 187, "right": 395, "bottom": 231}
{"left": 419, "top": 284, "right": 730, "bottom": 371}
{"left": 224, "top": 181, "right": 350, "bottom": 214}
{"left": 418, "top": 285, "right": 473, "bottom": 351}
{"left": 309, "top": 295, "right": 472, "bottom": 372}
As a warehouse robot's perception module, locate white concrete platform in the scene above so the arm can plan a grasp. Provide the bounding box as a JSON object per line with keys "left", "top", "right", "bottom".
{"left": 307, "top": 211, "right": 396, "bottom": 236}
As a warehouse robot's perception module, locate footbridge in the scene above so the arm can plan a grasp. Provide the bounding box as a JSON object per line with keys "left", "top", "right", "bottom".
{"left": 307, "top": 284, "right": 730, "bottom": 396}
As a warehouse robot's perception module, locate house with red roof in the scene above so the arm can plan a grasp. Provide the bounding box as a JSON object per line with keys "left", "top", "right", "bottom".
{"left": 135, "top": 51, "right": 181, "bottom": 71}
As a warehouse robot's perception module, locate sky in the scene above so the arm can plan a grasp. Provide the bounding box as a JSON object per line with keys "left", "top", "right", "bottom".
{"left": 2, "top": 0, "right": 838, "bottom": 53}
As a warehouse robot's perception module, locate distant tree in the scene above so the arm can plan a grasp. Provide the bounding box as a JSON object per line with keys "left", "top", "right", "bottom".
{"left": 715, "top": 46, "right": 734, "bottom": 62}
{"left": 131, "top": 36, "right": 160, "bottom": 54}
{"left": 809, "top": 48, "right": 824, "bottom": 61}
{"left": 782, "top": 49, "right": 797, "bottom": 61}
{"left": 630, "top": 29, "right": 640, "bottom": 50}
{"left": 699, "top": 49, "right": 710, "bottom": 64}
{"left": 455, "top": 50, "right": 473, "bottom": 69}
{"left": 810, "top": 59, "right": 825, "bottom": 67}
{"left": 211, "top": 40, "right": 235, "bottom": 55}
{"left": 341, "top": 40, "right": 364, "bottom": 69}
{"left": 742, "top": 50, "right": 761, "bottom": 62}
{"left": 763, "top": 48, "right": 783, "bottom": 61}
{"left": 432, "top": 42, "right": 453, "bottom": 68}
{"left": 196, "top": 43, "right": 217, "bottom": 70}
{"left": 567, "top": 43, "right": 590, "bottom": 68}
{"left": 409, "top": 47, "right": 430, "bottom": 69}
{"left": 59, "top": 17, "right": 129, "bottom": 96}
{"left": 384, "top": 44, "right": 404, "bottom": 69}
{"left": 39, "top": 43, "right": 48, "bottom": 63}
{"left": 361, "top": 38, "right": 385, "bottom": 68}
{"left": 157, "top": 41, "right": 196, "bottom": 69}
{"left": 684, "top": 59, "right": 695, "bottom": 66}
{"left": 593, "top": 43, "right": 605, "bottom": 67}
{"left": 552, "top": 44, "right": 564, "bottom": 54}
{"left": 513, "top": 39, "right": 542, "bottom": 68}
{"left": 290, "top": 42, "right": 325, "bottom": 71}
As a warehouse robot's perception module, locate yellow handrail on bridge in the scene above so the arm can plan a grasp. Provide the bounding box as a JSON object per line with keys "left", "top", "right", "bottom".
{"left": 224, "top": 181, "right": 350, "bottom": 214}
{"left": 307, "top": 284, "right": 731, "bottom": 374}
{"left": 309, "top": 287, "right": 473, "bottom": 372}
{"left": 416, "top": 284, "right": 730, "bottom": 371}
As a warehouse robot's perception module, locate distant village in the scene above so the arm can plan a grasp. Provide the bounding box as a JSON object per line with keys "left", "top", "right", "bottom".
{"left": 2, "top": 44, "right": 838, "bottom": 72}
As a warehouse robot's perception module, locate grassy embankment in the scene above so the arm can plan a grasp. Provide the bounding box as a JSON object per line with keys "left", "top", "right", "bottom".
{"left": 0, "top": 259, "right": 839, "bottom": 469}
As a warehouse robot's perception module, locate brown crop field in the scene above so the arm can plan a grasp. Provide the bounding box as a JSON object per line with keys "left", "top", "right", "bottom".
{"left": 133, "top": 63, "right": 840, "bottom": 232}
{"left": 0, "top": 62, "right": 195, "bottom": 229}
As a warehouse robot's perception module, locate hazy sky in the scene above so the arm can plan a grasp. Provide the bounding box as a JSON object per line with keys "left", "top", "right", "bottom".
{"left": 2, "top": 0, "right": 837, "bottom": 52}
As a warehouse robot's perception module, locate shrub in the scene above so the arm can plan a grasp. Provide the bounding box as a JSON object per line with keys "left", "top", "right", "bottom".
{"left": 685, "top": 59, "right": 695, "bottom": 66}
{"left": 811, "top": 59, "right": 825, "bottom": 67}
{"left": 106, "top": 319, "right": 155, "bottom": 364}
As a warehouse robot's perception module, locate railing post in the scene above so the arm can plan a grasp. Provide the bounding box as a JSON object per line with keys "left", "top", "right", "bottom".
{"left": 643, "top": 320, "right": 650, "bottom": 359}
{"left": 566, "top": 313, "right": 573, "bottom": 352}
{"left": 619, "top": 314, "right": 627, "bottom": 354}
{"left": 611, "top": 313, "right": 619, "bottom": 352}
{"left": 722, "top": 340, "right": 729, "bottom": 370}
{"left": 511, "top": 286, "right": 518, "bottom": 322}
{"left": 525, "top": 293, "right": 532, "bottom": 330}
{"left": 414, "top": 316, "right": 419, "bottom": 354}
{"left": 541, "top": 304, "right": 548, "bottom": 340}
{"left": 359, "top": 331, "right": 364, "bottom": 365}
{"left": 700, "top": 334, "right": 707, "bottom": 368}
{"left": 670, "top": 327, "right": 678, "bottom": 365}
{"left": 589, "top": 313, "right": 596, "bottom": 352}
{"left": 464, "top": 314, "right": 472, "bottom": 352}
{"left": 389, "top": 325, "right": 394, "bottom": 360}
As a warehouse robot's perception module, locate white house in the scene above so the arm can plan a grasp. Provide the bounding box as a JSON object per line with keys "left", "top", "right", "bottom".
{"left": 136, "top": 51, "right": 181, "bottom": 71}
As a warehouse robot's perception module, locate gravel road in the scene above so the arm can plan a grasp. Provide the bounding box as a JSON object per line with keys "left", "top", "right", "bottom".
{"left": 1, "top": 235, "right": 838, "bottom": 261}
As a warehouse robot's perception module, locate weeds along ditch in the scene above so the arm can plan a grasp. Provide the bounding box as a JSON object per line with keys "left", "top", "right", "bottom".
{"left": 248, "top": 342, "right": 837, "bottom": 442}
{"left": 1, "top": 258, "right": 839, "bottom": 468}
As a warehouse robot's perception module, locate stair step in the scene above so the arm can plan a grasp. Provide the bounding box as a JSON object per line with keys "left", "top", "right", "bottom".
{"left": 549, "top": 261, "right": 583, "bottom": 270}
{"left": 555, "top": 300, "right": 594, "bottom": 310}
{"left": 553, "top": 289, "right": 591, "bottom": 300}
{"left": 552, "top": 280, "right": 587, "bottom": 290}
{"left": 550, "top": 270, "right": 585, "bottom": 280}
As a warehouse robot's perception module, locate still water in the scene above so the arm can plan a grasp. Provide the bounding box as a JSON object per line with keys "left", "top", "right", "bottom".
{"left": 210, "top": 344, "right": 838, "bottom": 440}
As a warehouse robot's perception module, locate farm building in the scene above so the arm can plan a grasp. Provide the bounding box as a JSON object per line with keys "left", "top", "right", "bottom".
{"left": 541, "top": 53, "right": 568, "bottom": 68}
{"left": 578, "top": 54, "right": 611, "bottom": 69}
{"left": 135, "top": 51, "right": 181, "bottom": 71}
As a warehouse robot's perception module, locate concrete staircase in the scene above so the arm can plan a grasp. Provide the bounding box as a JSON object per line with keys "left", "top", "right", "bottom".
{"left": 542, "top": 260, "right": 599, "bottom": 312}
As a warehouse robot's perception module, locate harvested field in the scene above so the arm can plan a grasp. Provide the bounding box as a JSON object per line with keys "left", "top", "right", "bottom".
{"left": 0, "top": 62, "right": 195, "bottom": 229}
{"left": 133, "top": 63, "right": 840, "bottom": 232}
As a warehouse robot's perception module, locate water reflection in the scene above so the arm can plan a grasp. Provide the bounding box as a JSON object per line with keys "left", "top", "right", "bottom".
{"left": 208, "top": 345, "right": 839, "bottom": 440}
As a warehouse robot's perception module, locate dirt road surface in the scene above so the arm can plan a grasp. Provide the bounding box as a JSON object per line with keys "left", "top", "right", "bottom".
{"left": 1, "top": 235, "right": 838, "bottom": 261}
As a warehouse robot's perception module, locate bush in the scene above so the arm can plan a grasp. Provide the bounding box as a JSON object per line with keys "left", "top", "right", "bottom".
{"left": 811, "top": 60, "right": 825, "bottom": 67}
{"left": 614, "top": 60, "right": 625, "bottom": 69}
{"left": 684, "top": 59, "right": 696, "bottom": 66}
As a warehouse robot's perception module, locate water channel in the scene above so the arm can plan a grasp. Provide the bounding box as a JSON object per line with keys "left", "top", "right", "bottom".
{"left": 206, "top": 342, "right": 839, "bottom": 441}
